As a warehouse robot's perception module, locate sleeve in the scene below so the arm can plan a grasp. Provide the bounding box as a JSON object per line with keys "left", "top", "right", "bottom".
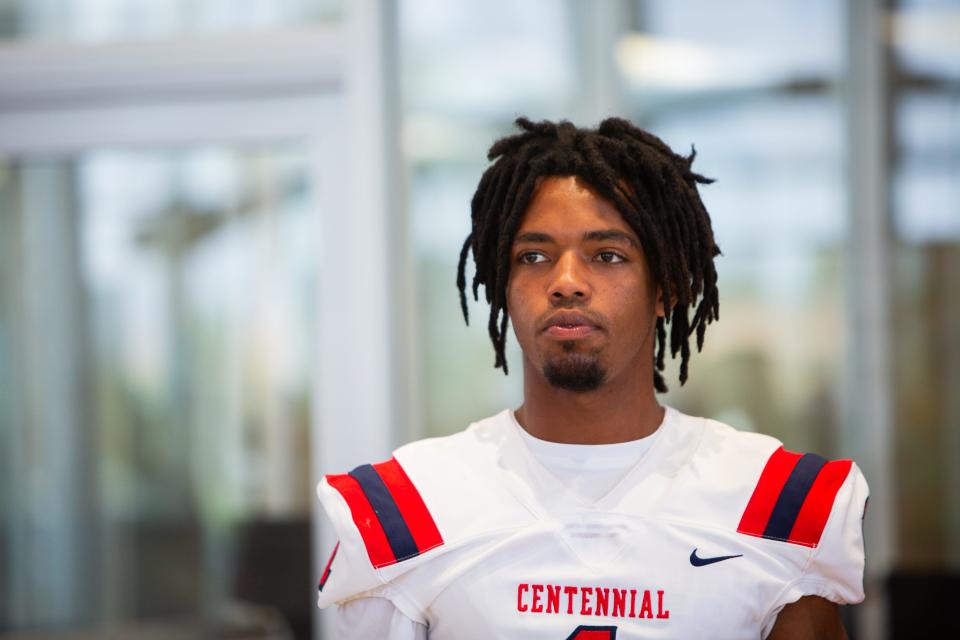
{"left": 799, "top": 462, "right": 869, "bottom": 604}
{"left": 760, "top": 462, "right": 870, "bottom": 636}
{"left": 315, "top": 476, "right": 383, "bottom": 608}
{"left": 315, "top": 457, "right": 447, "bottom": 610}
{"left": 335, "top": 595, "right": 429, "bottom": 640}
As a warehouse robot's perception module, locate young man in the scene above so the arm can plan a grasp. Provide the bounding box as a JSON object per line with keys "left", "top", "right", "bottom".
{"left": 316, "top": 118, "right": 868, "bottom": 638}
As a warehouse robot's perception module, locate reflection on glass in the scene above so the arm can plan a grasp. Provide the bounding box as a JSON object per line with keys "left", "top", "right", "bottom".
{"left": 0, "top": 146, "right": 316, "bottom": 637}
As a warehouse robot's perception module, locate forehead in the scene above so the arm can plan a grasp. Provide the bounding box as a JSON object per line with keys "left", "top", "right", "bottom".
{"left": 517, "top": 175, "right": 633, "bottom": 234}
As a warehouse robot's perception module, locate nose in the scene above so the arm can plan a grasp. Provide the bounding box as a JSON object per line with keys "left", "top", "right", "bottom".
{"left": 548, "top": 252, "right": 591, "bottom": 302}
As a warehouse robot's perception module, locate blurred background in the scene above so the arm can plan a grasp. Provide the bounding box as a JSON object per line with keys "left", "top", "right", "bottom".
{"left": 0, "top": 0, "right": 956, "bottom": 638}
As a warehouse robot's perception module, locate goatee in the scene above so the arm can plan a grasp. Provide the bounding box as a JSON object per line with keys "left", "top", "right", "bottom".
{"left": 543, "top": 345, "right": 606, "bottom": 392}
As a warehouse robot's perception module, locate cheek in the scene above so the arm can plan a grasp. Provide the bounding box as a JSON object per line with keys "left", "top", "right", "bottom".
{"left": 506, "top": 279, "right": 538, "bottom": 344}
{"left": 605, "top": 276, "right": 656, "bottom": 329}
{"left": 505, "top": 279, "right": 518, "bottom": 319}
{"left": 505, "top": 281, "right": 524, "bottom": 330}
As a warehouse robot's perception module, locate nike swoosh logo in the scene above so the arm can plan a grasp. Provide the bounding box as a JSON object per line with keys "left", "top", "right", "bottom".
{"left": 689, "top": 548, "right": 743, "bottom": 567}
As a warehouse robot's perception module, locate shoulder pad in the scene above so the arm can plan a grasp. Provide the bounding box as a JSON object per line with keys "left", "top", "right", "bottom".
{"left": 316, "top": 415, "right": 536, "bottom": 606}
{"left": 327, "top": 457, "right": 444, "bottom": 568}
{"left": 737, "top": 445, "right": 854, "bottom": 547}
{"left": 316, "top": 456, "right": 444, "bottom": 606}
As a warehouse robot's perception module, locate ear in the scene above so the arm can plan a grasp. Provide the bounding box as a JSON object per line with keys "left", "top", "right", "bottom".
{"left": 655, "top": 287, "right": 677, "bottom": 318}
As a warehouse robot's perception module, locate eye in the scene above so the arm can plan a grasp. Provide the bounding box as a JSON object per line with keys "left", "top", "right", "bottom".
{"left": 596, "top": 251, "right": 625, "bottom": 264}
{"left": 518, "top": 251, "right": 548, "bottom": 265}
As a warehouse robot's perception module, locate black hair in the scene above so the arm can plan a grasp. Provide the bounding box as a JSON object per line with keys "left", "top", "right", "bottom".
{"left": 456, "top": 116, "right": 721, "bottom": 392}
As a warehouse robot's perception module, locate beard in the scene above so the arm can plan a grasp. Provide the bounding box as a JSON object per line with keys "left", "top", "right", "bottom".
{"left": 542, "top": 342, "right": 606, "bottom": 392}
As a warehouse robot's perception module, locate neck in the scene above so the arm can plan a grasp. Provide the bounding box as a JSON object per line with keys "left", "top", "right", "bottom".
{"left": 514, "top": 356, "right": 664, "bottom": 445}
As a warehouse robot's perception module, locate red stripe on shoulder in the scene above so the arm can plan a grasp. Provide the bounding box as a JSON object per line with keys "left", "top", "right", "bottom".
{"left": 318, "top": 541, "right": 339, "bottom": 591}
{"left": 787, "top": 458, "right": 853, "bottom": 546}
{"left": 326, "top": 473, "right": 397, "bottom": 567}
{"left": 373, "top": 458, "right": 444, "bottom": 554}
{"left": 738, "top": 447, "right": 803, "bottom": 537}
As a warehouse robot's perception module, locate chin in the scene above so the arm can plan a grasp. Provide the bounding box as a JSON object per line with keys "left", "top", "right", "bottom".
{"left": 542, "top": 352, "right": 607, "bottom": 393}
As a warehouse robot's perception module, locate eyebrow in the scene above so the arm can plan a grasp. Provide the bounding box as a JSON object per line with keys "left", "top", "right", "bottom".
{"left": 513, "top": 229, "right": 639, "bottom": 249}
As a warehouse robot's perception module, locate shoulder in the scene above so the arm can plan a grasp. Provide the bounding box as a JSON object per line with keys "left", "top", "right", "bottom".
{"left": 316, "top": 410, "right": 533, "bottom": 607}
{"left": 695, "top": 413, "right": 870, "bottom": 608}
{"left": 658, "top": 409, "right": 785, "bottom": 518}
{"left": 661, "top": 409, "right": 867, "bottom": 550}
{"left": 391, "top": 410, "right": 533, "bottom": 539}
{"left": 659, "top": 409, "right": 868, "bottom": 611}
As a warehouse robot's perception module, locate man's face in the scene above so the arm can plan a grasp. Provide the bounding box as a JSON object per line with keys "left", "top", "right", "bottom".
{"left": 506, "top": 175, "right": 663, "bottom": 392}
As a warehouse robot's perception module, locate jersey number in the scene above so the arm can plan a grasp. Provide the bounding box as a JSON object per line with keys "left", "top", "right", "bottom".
{"left": 565, "top": 626, "right": 617, "bottom": 640}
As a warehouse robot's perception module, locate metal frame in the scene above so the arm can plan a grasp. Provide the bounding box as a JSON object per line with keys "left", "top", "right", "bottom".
{"left": 844, "top": 0, "right": 895, "bottom": 636}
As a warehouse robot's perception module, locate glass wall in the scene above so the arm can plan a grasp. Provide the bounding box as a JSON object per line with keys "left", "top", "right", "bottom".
{"left": 0, "top": 146, "right": 316, "bottom": 636}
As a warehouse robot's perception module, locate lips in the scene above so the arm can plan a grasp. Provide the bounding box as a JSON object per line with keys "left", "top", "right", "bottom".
{"left": 542, "top": 311, "right": 601, "bottom": 339}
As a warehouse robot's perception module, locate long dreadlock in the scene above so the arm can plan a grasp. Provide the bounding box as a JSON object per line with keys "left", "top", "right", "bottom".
{"left": 456, "top": 117, "right": 721, "bottom": 392}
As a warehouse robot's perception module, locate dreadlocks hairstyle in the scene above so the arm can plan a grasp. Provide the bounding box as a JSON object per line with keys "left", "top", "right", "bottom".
{"left": 456, "top": 116, "right": 721, "bottom": 392}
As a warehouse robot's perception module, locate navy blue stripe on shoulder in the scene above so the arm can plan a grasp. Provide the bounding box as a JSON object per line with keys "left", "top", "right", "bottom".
{"left": 763, "top": 453, "right": 827, "bottom": 541}
{"left": 349, "top": 464, "right": 420, "bottom": 562}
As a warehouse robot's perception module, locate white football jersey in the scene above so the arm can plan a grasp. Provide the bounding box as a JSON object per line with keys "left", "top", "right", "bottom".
{"left": 316, "top": 406, "right": 868, "bottom": 639}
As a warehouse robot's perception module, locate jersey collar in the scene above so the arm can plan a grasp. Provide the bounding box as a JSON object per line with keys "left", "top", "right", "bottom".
{"left": 488, "top": 405, "right": 705, "bottom": 517}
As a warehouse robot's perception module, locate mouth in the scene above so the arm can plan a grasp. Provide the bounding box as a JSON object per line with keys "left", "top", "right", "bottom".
{"left": 541, "top": 311, "right": 601, "bottom": 340}
{"left": 545, "top": 324, "right": 597, "bottom": 339}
